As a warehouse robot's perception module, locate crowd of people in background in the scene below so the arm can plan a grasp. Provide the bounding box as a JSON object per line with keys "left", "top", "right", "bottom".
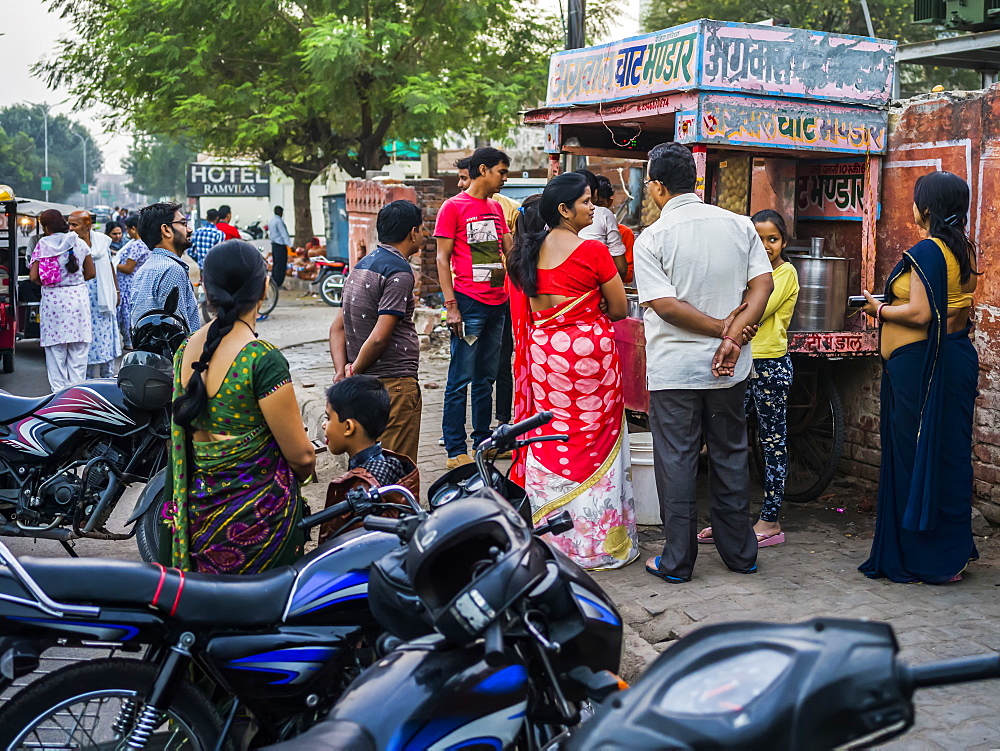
{"left": 326, "top": 144, "right": 979, "bottom": 589}
{"left": 17, "top": 143, "right": 981, "bottom": 588}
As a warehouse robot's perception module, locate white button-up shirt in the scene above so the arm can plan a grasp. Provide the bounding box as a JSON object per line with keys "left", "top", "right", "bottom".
{"left": 578, "top": 206, "right": 626, "bottom": 257}
{"left": 634, "top": 193, "right": 772, "bottom": 390}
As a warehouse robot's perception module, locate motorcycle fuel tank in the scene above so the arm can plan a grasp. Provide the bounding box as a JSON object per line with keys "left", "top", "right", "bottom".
{"left": 283, "top": 528, "right": 401, "bottom": 628}
{"left": 322, "top": 637, "right": 529, "bottom": 751}
{"left": 0, "top": 381, "right": 148, "bottom": 462}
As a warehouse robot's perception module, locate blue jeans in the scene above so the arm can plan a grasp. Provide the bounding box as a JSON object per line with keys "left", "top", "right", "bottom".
{"left": 443, "top": 292, "right": 506, "bottom": 457}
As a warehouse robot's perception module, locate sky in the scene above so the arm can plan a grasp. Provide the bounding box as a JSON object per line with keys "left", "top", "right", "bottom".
{"left": 3, "top": 0, "right": 639, "bottom": 175}
{"left": 3, "top": 1, "right": 130, "bottom": 171}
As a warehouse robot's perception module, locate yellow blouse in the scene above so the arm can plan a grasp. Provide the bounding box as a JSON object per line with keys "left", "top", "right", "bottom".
{"left": 889, "top": 239, "right": 974, "bottom": 308}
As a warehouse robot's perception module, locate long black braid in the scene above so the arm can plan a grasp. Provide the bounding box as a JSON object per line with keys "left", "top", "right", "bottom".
{"left": 172, "top": 240, "right": 268, "bottom": 430}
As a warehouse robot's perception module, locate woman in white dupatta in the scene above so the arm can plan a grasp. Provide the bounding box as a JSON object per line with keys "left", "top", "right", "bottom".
{"left": 68, "top": 211, "right": 121, "bottom": 377}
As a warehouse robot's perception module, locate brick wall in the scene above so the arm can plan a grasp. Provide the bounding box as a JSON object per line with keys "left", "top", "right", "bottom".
{"left": 405, "top": 179, "right": 444, "bottom": 300}
{"left": 344, "top": 178, "right": 445, "bottom": 301}
{"left": 837, "top": 358, "right": 882, "bottom": 485}
{"left": 836, "top": 84, "right": 1000, "bottom": 521}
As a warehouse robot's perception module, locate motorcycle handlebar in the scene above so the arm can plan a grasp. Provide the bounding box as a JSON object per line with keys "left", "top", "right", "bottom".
{"left": 362, "top": 516, "right": 406, "bottom": 535}
{"left": 298, "top": 484, "right": 420, "bottom": 532}
{"left": 484, "top": 621, "right": 505, "bottom": 667}
{"left": 299, "top": 500, "right": 351, "bottom": 531}
{"left": 904, "top": 653, "right": 1000, "bottom": 690}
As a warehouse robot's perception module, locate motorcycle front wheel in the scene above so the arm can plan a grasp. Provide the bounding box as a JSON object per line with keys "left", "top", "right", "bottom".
{"left": 0, "top": 658, "right": 229, "bottom": 750}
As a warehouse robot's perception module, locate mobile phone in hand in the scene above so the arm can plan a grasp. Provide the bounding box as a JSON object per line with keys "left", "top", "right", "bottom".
{"left": 848, "top": 294, "right": 885, "bottom": 308}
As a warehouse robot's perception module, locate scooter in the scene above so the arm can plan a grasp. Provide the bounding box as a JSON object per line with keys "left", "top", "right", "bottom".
{"left": 565, "top": 617, "right": 1000, "bottom": 750}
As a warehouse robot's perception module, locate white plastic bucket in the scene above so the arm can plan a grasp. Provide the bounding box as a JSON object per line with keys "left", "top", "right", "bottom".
{"left": 629, "top": 431, "right": 661, "bottom": 526}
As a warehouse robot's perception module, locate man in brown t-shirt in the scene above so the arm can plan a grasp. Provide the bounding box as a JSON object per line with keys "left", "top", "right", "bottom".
{"left": 329, "top": 200, "right": 426, "bottom": 462}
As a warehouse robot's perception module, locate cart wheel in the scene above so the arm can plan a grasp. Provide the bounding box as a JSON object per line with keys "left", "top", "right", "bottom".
{"left": 1, "top": 350, "right": 13, "bottom": 374}
{"left": 783, "top": 365, "right": 845, "bottom": 503}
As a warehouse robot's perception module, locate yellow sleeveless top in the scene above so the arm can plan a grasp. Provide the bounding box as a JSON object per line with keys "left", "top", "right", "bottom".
{"left": 889, "top": 238, "right": 974, "bottom": 308}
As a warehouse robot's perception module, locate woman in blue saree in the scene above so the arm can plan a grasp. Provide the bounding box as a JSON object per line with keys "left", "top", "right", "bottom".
{"left": 859, "top": 170, "right": 980, "bottom": 583}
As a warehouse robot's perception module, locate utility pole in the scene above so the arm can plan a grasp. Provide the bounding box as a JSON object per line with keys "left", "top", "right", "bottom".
{"left": 566, "top": 0, "right": 585, "bottom": 49}
{"left": 859, "top": 0, "right": 875, "bottom": 37}
{"left": 43, "top": 108, "right": 49, "bottom": 202}
{"left": 73, "top": 132, "right": 87, "bottom": 207}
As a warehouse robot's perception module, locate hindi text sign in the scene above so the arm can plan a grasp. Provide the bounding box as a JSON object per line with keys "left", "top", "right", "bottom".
{"left": 797, "top": 160, "right": 867, "bottom": 221}
{"left": 696, "top": 95, "right": 887, "bottom": 155}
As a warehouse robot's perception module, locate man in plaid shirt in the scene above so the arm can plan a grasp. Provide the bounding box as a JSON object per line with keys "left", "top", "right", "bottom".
{"left": 190, "top": 208, "right": 225, "bottom": 269}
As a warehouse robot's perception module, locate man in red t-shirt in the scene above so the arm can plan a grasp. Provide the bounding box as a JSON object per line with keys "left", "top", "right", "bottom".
{"left": 435, "top": 147, "right": 512, "bottom": 468}
{"left": 215, "top": 204, "right": 241, "bottom": 241}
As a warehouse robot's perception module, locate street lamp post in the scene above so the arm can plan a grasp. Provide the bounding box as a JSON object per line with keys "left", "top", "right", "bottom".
{"left": 42, "top": 110, "right": 49, "bottom": 202}
{"left": 73, "top": 132, "right": 87, "bottom": 207}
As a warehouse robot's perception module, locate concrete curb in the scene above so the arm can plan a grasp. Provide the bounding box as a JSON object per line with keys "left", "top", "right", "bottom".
{"left": 619, "top": 623, "right": 661, "bottom": 684}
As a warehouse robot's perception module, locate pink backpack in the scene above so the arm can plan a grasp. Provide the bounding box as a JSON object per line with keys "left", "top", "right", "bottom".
{"left": 38, "top": 256, "right": 62, "bottom": 286}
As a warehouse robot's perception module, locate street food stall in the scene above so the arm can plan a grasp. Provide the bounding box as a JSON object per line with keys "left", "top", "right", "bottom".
{"left": 525, "top": 20, "right": 896, "bottom": 501}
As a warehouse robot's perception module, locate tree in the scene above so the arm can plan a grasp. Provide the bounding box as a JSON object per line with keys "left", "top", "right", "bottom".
{"left": 0, "top": 104, "right": 103, "bottom": 203}
{"left": 0, "top": 126, "right": 37, "bottom": 192}
{"left": 642, "top": 0, "right": 978, "bottom": 95}
{"left": 40, "top": 0, "right": 558, "bottom": 245}
{"left": 122, "top": 135, "right": 197, "bottom": 202}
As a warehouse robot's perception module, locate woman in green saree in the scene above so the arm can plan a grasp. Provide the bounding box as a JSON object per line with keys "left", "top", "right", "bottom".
{"left": 165, "top": 240, "right": 316, "bottom": 573}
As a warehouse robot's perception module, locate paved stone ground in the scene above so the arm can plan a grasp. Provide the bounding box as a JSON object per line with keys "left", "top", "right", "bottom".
{"left": 4, "top": 291, "right": 995, "bottom": 748}
{"left": 288, "top": 329, "right": 1000, "bottom": 750}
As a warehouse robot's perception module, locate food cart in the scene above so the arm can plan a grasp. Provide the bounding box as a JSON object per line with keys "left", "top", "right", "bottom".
{"left": 525, "top": 20, "right": 896, "bottom": 501}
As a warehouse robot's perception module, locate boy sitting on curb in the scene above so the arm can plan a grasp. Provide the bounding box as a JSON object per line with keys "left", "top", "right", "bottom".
{"left": 319, "top": 376, "right": 419, "bottom": 542}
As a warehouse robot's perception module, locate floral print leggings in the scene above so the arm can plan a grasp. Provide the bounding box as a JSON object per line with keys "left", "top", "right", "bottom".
{"left": 746, "top": 355, "right": 793, "bottom": 522}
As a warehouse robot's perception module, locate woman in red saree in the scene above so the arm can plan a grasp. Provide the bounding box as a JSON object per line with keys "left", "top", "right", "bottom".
{"left": 506, "top": 175, "right": 639, "bottom": 570}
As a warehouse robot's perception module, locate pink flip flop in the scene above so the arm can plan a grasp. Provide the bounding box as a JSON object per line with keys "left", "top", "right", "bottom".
{"left": 697, "top": 527, "right": 714, "bottom": 544}
{"left": 756, "top": 531, "right": 785, "bottom": 547}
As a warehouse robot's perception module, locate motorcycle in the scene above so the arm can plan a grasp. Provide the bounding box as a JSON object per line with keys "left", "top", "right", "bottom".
{"left": 314, "top": 258, "right": 348, "bottom": 307}
{"left": 0, "top": 484, "right": 422, "bottom": 749}
{"left": 565, "top": 617, "right": 1000, "bottom": 750}
{"left": 264, "top": 415, "right": 628, "bottom": 751}
{"left": 244, "top": 221, "right": 265, "bottom": 240}
{"left": 0, "top": 296, "right": 186, "bottom": 556}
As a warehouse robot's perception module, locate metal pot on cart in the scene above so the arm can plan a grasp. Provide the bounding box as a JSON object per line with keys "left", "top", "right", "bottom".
{"left": 524, "top": 19, "right": 894, "bottom": 504}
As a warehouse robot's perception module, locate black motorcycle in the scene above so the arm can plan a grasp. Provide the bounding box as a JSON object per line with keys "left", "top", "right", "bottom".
{"left": 0, "top": 298, "right": 186, "bottom": 555}
{"left": 0, "top": 485, "right": 421, "bottom": 748}
{"left": 264, "top": 416, "right": 625, "bottom": 750}
{"left": 565, "top": 617, "right": 1000, "bottom": 750}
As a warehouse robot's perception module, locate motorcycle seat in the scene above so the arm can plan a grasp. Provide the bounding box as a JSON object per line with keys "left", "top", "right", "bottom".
{"left": 19, "top": 557, "right": 295, "bottom": 627}
{"left": 0, "top": 393, "right": 51, "bottom": 424}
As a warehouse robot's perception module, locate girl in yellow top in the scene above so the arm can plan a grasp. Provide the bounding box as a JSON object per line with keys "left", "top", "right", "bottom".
{"left": 744, "top": 210, "right": 799, "bottom": 545}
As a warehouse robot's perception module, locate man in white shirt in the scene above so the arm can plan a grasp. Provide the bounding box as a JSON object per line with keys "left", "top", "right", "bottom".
{"left": 576, "top": 169, "right": 628, "bottom": 279}
{"left": 634, "top": 142, "right": 774, "bottom": 584}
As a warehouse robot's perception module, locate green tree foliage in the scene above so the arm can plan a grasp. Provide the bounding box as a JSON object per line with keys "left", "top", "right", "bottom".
{"left": 39, "top": 0, "right": 557, "bottom": 244}
{"left": 0, "top": 104, "right": 103, "bottom": 203}
{"left": 0, "top": 127, "right": 36, "bottom": 191}
{"left": 643, "top": 0, "right": 979, "bottom": 95}
{"left": 122, "top": 135, "right": 197, "bottom": 202}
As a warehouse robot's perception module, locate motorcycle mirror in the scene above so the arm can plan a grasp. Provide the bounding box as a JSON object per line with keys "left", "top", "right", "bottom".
{"left": 164, "top": 287, "right": 179, "bottom": 316}
{"left": 534, "top": 510, "right": 574, "bottom": 537}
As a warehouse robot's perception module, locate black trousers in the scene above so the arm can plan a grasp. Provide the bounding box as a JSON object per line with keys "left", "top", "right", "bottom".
{"left": 271, "top": 242, "right": 288, "bottom": 288}
{"left": 495, "top": 302, "right": 514, "bottom": 423}
{"left": 648, "top": 382, "right": 757, "bottom": 580}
